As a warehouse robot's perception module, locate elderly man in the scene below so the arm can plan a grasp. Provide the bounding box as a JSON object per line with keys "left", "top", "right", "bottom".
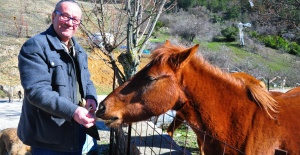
{"left": 17, "top": 0, "right": 99, "bottom": 154}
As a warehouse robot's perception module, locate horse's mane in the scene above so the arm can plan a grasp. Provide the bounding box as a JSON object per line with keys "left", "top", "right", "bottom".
{"left": 151, "top": 42, "right": 234, "bottom": 81}
{"left": 247, "top": 84, "right": 278, "bottom": 119}
{"left": 151, "top": 42, "right": 186, "bottom": 66}
{"left": 151, "top": 42, "right": 278, "bottom": 119}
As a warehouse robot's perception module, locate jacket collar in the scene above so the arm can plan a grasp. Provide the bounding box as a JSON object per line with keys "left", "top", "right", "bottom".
{"left": 45, "top": 25, "right": 82, "bottom": 54}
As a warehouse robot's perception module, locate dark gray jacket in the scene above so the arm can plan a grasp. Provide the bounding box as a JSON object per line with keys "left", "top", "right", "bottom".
{"left": 17, "top": 25, "right": 98, "bottom": 152}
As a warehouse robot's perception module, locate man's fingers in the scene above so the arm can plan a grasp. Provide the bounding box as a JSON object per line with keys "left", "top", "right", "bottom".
{"left": 86, "top": 112, "right": 95, "bottom": 118}
{"left": 83, "top": 122, "right": 95, "bottom": 128}
{"left": 73, "top": 107, "right": 96, "bottom": 127}
{"left": 80, "top": 117, "right": 95, "bottom": 128}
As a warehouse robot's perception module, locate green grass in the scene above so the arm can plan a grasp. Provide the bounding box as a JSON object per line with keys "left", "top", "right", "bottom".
{"left": 0, "top": 90, "right": 6, "bottom": 98}
{"left": 150, "top": 29, "right": 172, "bottom": 43}
{"left": 198, "top": 41, "right": 224, "bottom": 52}
{"left": 165, "top": 125, "right": 199, "bottom": 155}
{"left": 95, "top": 85, "right": 112, "bottom": 95}
{"left": 198, "top": 41, "right": 293, "bottom": 74}
{"left": 150, "top": 36, "right": 171, "bottom": 43}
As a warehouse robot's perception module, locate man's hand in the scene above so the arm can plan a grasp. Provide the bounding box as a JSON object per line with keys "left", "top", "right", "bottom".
{"left": 73, "top": 107, "right": 95, "bottom": 128}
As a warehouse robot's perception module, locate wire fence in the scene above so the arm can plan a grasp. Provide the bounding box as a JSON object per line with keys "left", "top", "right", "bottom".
{"left": 107, "top": 112, "right": 247, "bottom": 155}
{"left": 106, "top": 78, "right": 293, "bottom": 155}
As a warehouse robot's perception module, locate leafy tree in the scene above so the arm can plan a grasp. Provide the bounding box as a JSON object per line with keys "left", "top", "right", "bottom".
{"left": 176, "top": 0, "right": 198, "bottom": 10}
{"left": 224, "top": 5, "right": 239, "bottom": 20}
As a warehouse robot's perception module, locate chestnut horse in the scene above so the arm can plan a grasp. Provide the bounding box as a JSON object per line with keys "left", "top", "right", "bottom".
{"left": 96, "top": 41, "right": 300, "bottom": 154}
{"left": 284, "top": 86, "right": 300, "bottom": 95}
{"left": 270, "top": 86, "right": 300, "bottom": 97}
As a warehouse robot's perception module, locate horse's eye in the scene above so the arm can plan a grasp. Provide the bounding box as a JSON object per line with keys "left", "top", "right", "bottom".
{"left": 146, "top": 76, "right": 157, "bottom": 82}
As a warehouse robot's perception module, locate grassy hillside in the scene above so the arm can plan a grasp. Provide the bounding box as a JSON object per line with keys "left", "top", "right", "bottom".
{"left": 0, "top": 0, "right": 92, "bottom": 86}
{"left": 0, "top": 0, "right": 56, "bottom": 86}
{"left": 0, "top": 0, "right": 299, "bottom": 96}
{"left": 196, "top": 40, "right": 300, "bottom": 88}
{"left": 199, "top": 41, "right": 295, "bottom": 71}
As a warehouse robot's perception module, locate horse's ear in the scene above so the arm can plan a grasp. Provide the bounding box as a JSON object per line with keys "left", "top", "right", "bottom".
{"left": 170, "top": 44, "right": 199, "bottom": 69}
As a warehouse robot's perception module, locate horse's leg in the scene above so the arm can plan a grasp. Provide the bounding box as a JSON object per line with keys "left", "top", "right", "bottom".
{"left": 7, "top": 90, "right": 13, "bottom": 103}
{"left": 167, "top": 111, "right": 184, "bottom": 137}
{"left": 18, "top": 93, "right": 22, "bottom": 102}
{"left": 9, "top": 88, "right": 13, "bottom": 103}
{"left": 197, "top": 135, "right": 205, "bottom": 155}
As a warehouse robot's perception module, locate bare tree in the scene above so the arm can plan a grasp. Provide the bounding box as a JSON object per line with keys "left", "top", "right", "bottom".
{"left": 79, "top": 1, "right": 176, "bottom": 154}
{"left": 248, "top": 0, "right": 300, "bottom": 37}
{"left": 80, "top": 0, "right": 175, "bottom": 86}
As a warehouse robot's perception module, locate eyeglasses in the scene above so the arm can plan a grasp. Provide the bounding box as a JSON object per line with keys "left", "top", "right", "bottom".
{"left": 55, "top": 11, "right": 81, "bottom": 25}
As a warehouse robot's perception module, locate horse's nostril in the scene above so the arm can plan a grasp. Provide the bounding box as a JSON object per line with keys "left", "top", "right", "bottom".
{"left": 111, "top": 117, "right": 118, "bottom": 121}
{"left": 96, "top": 104, "right": 106, "bottom": 118}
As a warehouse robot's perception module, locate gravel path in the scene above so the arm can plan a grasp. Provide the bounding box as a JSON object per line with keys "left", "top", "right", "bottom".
{"left": 0, "top": 99, "right": 23, "bottom": 130}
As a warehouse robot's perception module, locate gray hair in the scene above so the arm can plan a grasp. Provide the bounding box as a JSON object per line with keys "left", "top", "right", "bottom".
{"left": 54, "top": 0, "right": 80, "bottom": 12}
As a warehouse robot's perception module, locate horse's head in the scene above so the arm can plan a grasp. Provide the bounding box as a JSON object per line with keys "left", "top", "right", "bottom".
{"left": 96, "top": 41, "right": 199, "bottom": 127}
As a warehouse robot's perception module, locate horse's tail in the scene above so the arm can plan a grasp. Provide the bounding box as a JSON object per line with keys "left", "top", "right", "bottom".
{"left": 247, "top": 84, "right": 278, "bottom": 119}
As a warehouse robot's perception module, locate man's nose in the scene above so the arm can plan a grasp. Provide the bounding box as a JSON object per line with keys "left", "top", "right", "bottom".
{"left": 66, "top": 19, "right": 75, "bottom": 26}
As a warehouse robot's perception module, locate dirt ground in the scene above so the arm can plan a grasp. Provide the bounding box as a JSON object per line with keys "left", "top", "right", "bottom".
{"left": 87, "top": 50, "right": 151, "bottom": 94}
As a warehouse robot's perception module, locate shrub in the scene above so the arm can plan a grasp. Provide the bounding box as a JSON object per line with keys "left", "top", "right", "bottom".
{"left": 177, "top": 0, "right": 198, "bottom": 10}
{"left": 263, "top": 35, "right": 277, "bottom": 49}
{"left": 161, "top": 8, "right": 218, "bottom": 42}
{"left": 249, "top": 31, "right": 259, "bottom": 38}
{"left": 276, "top": 36, "right": 289, "bottom": 51}
{"left": 224, "top": 5, "right": 240, "bottom": 20}
{"left": 289, "top": 42, "right": 300, "bottom": 56}
{"left": 262, "top": 35, "right": 300, "bottom": 55}
{"left": 210, "top": 14, "right": 223, "bottom": 23}
{"left": 221, "top": 26, "right": 238, "bottom": 42}
{"left": 154, "top": 20, "right": 165, "bottom": 31}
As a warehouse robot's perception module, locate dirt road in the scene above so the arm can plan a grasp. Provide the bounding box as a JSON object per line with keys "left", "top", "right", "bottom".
{"left": 0, "top": 99, "right": 22, "bottom": 130}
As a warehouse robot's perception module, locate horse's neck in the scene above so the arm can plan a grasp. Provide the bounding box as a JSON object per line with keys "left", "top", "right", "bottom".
{"left": 181, "top": 61, "right": 254, "bottom": 143}
{"left": 184, "top": 60, "right": 245, "bottom": 107}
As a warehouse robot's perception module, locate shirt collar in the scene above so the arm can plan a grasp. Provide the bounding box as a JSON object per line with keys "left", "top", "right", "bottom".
{"left": 61, "top": 39, "right": 75, "bottom": 57}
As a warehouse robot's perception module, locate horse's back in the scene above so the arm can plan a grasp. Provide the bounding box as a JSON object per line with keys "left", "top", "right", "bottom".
{"left": 285, "top": 86, "right": 300, "bottom": 95}
{"left": 276, "top": 92, "right": 300, "bottom": 120}
{"left": 249, "top": 94, "right": 300, "bottom": 154}
{"left": 274, "top": 93, "right": 300, "bottom": 153}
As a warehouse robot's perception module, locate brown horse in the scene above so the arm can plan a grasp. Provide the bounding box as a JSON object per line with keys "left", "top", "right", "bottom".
{"left": 270, "top": 86, "right": 300, "bottom": 98}
{"left": 96, "top": 41, "right": 300, "bottom": 154}
{"left": 284, "top": 86, "right": 300, "bottom": 95}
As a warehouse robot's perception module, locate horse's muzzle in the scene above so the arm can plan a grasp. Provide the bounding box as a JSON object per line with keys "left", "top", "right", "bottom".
{"left": 96, "top": 104, "right": 106, "bottom": 118}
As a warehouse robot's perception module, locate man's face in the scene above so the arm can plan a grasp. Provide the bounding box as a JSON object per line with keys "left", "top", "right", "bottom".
{"left": 52, "top": 2, "right": 82, "bottom": 43}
